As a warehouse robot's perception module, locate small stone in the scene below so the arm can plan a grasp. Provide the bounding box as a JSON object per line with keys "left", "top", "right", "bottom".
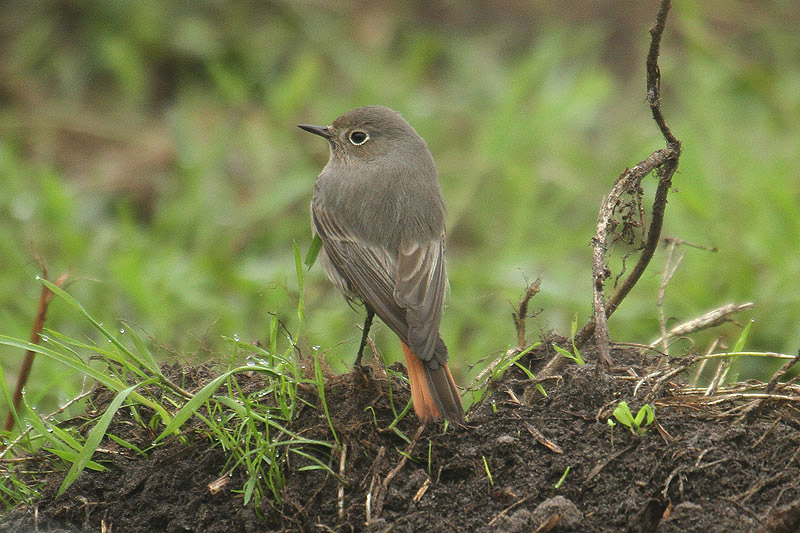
{"left": 530, "top": 496, "right": 582, "bottom": 528}
{"left": 496, "top": 434, "right": 516, "bottom": 445}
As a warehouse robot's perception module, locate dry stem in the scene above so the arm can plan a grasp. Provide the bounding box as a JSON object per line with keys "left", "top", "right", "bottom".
{"left": 3, "top": 261, "right": 69, "bottom": 435}
{"left": 567, "top": 0, "right": 681, "bottom": 369}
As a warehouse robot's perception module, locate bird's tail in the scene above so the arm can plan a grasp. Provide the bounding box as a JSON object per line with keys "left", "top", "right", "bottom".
{"left": 401, "top": 342, "right": 463, "bottom": 422}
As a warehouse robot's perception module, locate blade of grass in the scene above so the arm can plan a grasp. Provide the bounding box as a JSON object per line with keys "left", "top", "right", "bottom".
{"left": 732, "top": 320, "right": 753, "bottom": 353}
{"left": 313, "top": 351, "right": 339, "bottom": 445}
{"left": 154, "top": 364, "right": 285, "bottom": 443}
{"left": 304, "top": 234, "right": 323, "bottom": 269}
{"left": 41, "top": 280, "right": 191, "bottom": 399}
{"left": 122, "top": 322, "right": 164, "bottom": 379}
{"left": 293, "top": 240, "right": 306, "bottom": 323}
{"left": 40, "top": 280, "right": 158, "bottom": 376}
{"left": 58, "top": 380, "right": 150, "bottom": 496}
{"left": 0, "top": 336, "right": 172, "bottom": 427}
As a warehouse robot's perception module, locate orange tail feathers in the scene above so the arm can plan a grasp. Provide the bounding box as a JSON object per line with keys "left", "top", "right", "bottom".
{"left": 401, "top": 342, "right": 463, "bottom": 422}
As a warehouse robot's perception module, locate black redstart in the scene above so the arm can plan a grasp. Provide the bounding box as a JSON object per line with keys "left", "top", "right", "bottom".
{"left": 299, "top": 106, "right": 463, "bottom": 422}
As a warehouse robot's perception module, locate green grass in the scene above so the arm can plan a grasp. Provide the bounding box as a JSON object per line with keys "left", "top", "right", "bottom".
{"left": 0, "top": 251, "right": 337, "bottom": 509}
{"left": 1, "top": 3, "right": 798, "bottom": 422}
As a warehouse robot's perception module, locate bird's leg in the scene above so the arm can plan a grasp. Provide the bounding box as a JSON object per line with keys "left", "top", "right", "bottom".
{"left": 354, "top": 307, "right": 375, "bottom": 368}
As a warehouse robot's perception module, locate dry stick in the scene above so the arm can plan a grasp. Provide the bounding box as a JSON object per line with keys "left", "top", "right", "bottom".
{"left": 650, "top": 302, "right": 755, "bottom": 349}
{"left": 3, "top": 266, "right": 69, "bottom": 434}
{"left": 529, "top": 6, "right": 680, "bottom": 379}
{"left": 581, "top": 150, "right": 679, "bottom": 364}
{"left": 539, "top": 154, "right": 679, "bottom": 378}
{"left": 513, "top": 278, "right": 541, "bottom": 350}
{"left": 736, "top": 350, "right": 800, "bottom": 423}
{"left": 691, "top": 337, "right": 720, "bottom": 387}
{"left": 468, "top": 279, "right": 542, "bottom": 394}
{"left": 371, "top": 425, "right": 425, "bottom": 520}
{"left": 766, "top": 350, "right": 800, "bottom": 393}
{"left": 571, "top": 0, "right": 680, "bottom": 369}
{"left": 656, "top": 239, "right": 685, "bottom": 355}
{"left": 532, "top": 513, "right": 562, "bottom": 533}
{"left": 488, "top": 494, "right": 536, "bottom": 527}
{"left": 337, "top": 443, "right": 347, "bottom": 520}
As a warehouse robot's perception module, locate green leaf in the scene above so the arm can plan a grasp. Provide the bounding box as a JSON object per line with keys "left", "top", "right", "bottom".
{"left": 633, "top": 405, "right": 648, "bottom": 428}
{"left": 293, "top": 240, "right": 306, "bottom": 323}
{"left": 40, "top": 280, "right": 156, "bottom": 376}
{"left": 553, "top": 343, "right": 584, "bottom": 365}
{"left": 552, "top": 344, "right": 574, "bottom": 359}
{"left": 554, "top": 465, "right": 571, "bottom": 489}
{"left": 107, "top": 434, "right": 146, "bottom": 455}
{"left": 48, "top": 449, "right": 106, "bottom": 472}
{"left": 612, "top": 401, "right": 635, "bottom": 428}
{"left": 570, "top": 314, "right": 585, "bottom": 365}
{"left": 0, "top": 335, "right": 173, "bottom": 428}
{"left": 122, "top": 322, "right": 164, "bottom": 378}
{"left": 58, "top": 380, "right": 148, "bottom": 496}
{"left": 0, "top": 366, "right": 22, "bottom": 439}
{"left": 314, "top": 351, "right": 339, "bottom": 445}
{"left": 154, "top": 366, "right": 251, "bottom": 442}
{"left": 496, "top": 342, "right": 540, "bottom": 378}
{"left": 305, "top": 234, "right": 323, "bottom": 269}
{"left": 642, "top": 404, "right": 655, "bottom": 426}
{"left": 732, "top": 320, "right": 753, "bottom": 353}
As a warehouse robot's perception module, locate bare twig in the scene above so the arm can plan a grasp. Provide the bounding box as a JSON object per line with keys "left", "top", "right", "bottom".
{"left": 656, "top": 239, "right": 686, "bottom": 354}
{"left": 691, "top": 337, "right": 721, "bottom": 387}
{"left": 705, "top": 357, "right": 729, "bottom": 396}
{"left": 532, "top": 513, "right": 562, "bottom": 533}
{"left": 571, "top": 0, "right": 680, "bottom": 367}
{"left": 371, "top": 425, "right": 424, "bottom": 520}
{"left": 736, "top": 350, "right": 800, "bottom": 423}
{"left": 766, "top": 350, "right": 800, "bottom": 393}
{"left": 646, "top": 0, "right": 679, "bottom": 146}
{"left": 207, "top": 470, "right": 232, "bottom": 494}
{"left": 584, "top": 444, "right": 637, "bottom": 484}
{"left": 512, "top": 278, "right": 541, "bottom": 350}
{"left": 337, "top": 443, "right": 347, "bottom": 520}
{"left": 525, "top": 422, "right": 563, "bottom": 454}
{"left": 412, "top": 477, "right": 431, "bottom": 502}
{"left": 650, "top": 302, "right": 755, "bottom": 348}
{"left": 4, "top": 261, "right": 69, "bottom": 434}
{"left": 488, "top": 494, "right": 536, "bottom": 527}
{"left": 580, "top": 151, "right": 680, "bottom": 360}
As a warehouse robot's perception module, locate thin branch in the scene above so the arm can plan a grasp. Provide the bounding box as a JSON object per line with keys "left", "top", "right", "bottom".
{"left": 656, "top": 238, "right": 685, "bottom": 354}
{"left": 766, "top": 350, "right": 800, "bottom": 393}
{"left": 649, "top": 302, "right": 755, "bottom": 348}
{"left": 512, "top": 278, "right": 541, "bottom": 350}
{"left": 574, "top": 0, "right": 681, "bottom": 365}
{"left": 3, "top": 261, "right": 69, "bottom": 434}
{"left": 578, "top": 148, "right": 679, "bottom": 362}
{"left": 647, "top": 0, "right": 679, "bottom": 146}
{"left": 371, "top": 425, "right": 424, "bottom": 520}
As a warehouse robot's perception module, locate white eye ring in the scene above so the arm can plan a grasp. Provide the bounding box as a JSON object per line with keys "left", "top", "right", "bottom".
{"left": 348, "top": 130, "right": 369, "bottom": 145}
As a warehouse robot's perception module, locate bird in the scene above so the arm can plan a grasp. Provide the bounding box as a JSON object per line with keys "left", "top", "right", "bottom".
{"left": 299, "top": 105, "right": 463, "bottom": 422}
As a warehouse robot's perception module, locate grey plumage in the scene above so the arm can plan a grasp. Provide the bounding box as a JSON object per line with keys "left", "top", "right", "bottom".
{"left": 300, "top": 106, "right": 461, "bottom": 421}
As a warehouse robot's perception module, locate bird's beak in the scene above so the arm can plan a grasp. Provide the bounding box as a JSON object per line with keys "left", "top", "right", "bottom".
{"left": 298, "top": 124, "right": 333, "bottom": 138}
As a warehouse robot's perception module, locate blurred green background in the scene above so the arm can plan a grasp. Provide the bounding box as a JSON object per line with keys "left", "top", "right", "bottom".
{"left": 2, "top": 1, "right": 799, "bottom": 410}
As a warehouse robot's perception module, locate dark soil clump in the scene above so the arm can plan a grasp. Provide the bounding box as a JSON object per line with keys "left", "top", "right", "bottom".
{"left": 2, "top": 343, "right": 799, "bottom": 532}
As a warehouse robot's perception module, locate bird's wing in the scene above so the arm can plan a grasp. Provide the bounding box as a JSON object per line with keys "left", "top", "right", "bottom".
{"left": 312, "top": 204, "right": 447, "bottom": 364}
{"left": 312, "top": 204, "right": 409, "bottom": 339}
{"left": 394, "top": 238, "right": 447, "bottom": 364}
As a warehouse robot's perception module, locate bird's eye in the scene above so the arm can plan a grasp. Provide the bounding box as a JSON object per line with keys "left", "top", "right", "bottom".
{"left": 348, "top": 130, "right": 369, "bottom": 145}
